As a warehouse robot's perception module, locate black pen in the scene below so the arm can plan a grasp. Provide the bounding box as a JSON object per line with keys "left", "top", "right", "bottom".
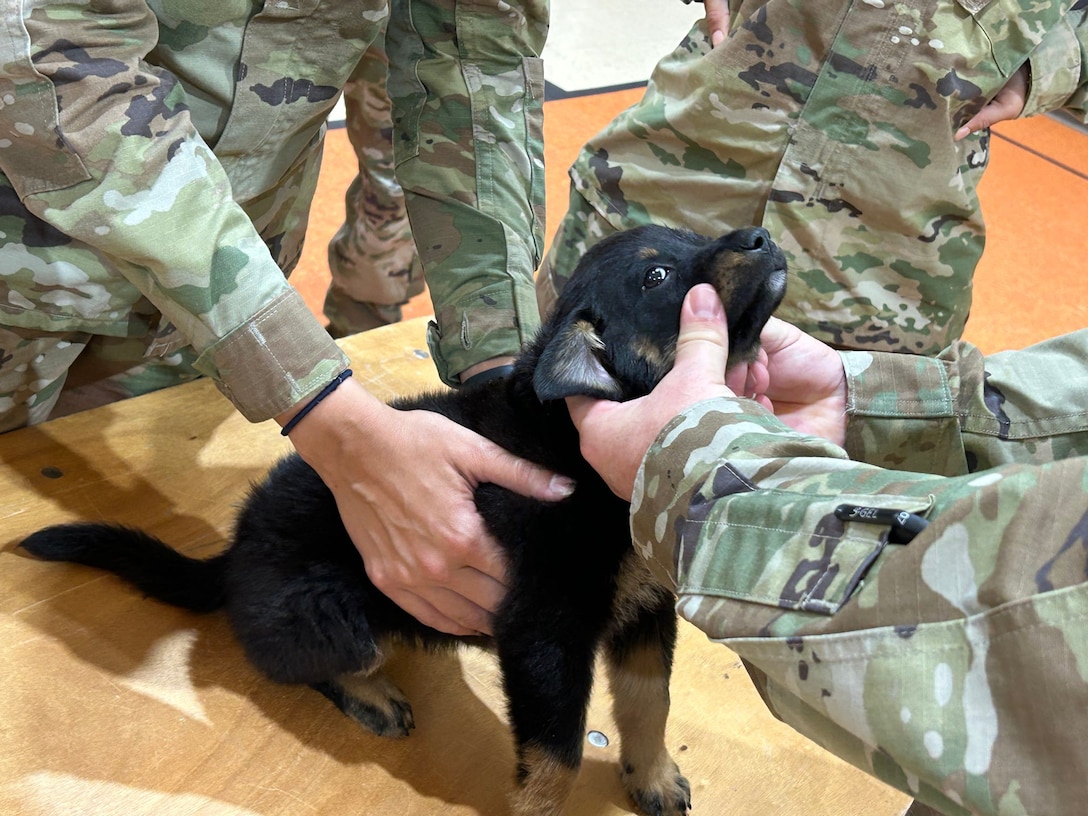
{"left": 834, "top": 503, "right": 930, "bottom": 545}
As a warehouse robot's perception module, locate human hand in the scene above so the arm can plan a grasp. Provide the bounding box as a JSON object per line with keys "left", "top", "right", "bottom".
{"left": 954, "top": 64, "right": 1028, "bottom": 140}
{"left": 750, "top": 317, "right": 847, "bottom": 445}
{"left": 567, "top": 284, "right": 736, "bottom": 501}
{"left": 704, "top": 0, "right": 730, "bottom": 48}
{"left": 282, "top": 379, "right": 573, "bottom": 636}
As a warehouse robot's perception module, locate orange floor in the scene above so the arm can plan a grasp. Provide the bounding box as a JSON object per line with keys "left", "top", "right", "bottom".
{"left": 292, "top": 90, "right": 1088, "bottom": 356}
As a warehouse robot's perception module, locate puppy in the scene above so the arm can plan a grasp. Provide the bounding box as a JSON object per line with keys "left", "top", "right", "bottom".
{"left": 22, "top": 225, "right": 787, "bottom": 816}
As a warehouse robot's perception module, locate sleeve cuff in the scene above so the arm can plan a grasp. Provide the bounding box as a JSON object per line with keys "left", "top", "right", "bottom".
{"left": 1022, "top": 16, "right": 1084, "bottom": 118}
{"left": 193, "top": 288, "right": 350, "bottom": 422}
{"left": 841, "top": 349, "right": 967, "bottom": 474}
{"left": 631, "top": 397, "right": 839, "bottom": 588}
{"left": 426, "top": 279, "right": 539, "bottom": 386}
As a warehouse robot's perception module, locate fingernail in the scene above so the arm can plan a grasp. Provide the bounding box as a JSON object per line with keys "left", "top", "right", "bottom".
{"left": 550, "top": 475, "right": 576, "bottom": 497}
{"left": 689, "top": 285, "right": 724, "bottom": 319}
{"left": 954, "top": 125, "right": 970, "bottom": 141}
{"left": 712, "top": 29, "right": 725, "bottom": 48}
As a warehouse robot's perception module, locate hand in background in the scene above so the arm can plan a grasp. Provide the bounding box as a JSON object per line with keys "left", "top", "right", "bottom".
{"left": 704, "top": 0, "right": 730, "bottom": 47}
{"left": 955, "top": 64, "right": 1029, "bottom": 140}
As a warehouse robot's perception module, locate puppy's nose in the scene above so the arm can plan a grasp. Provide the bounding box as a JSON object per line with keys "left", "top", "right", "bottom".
{"left": 729, "top": 227, "right": 771, "bottom": 252}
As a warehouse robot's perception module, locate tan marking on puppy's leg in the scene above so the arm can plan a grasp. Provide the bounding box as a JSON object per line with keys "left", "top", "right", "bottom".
{"left": 607, "top": 557, "right": 691, "bottom": 813}
{"left": 318, "top": 645, "right": 415, "bottom": 737}
{"left": 335, "top": 669, "right": 414, "bottom": 734}
{"left": 608, "top": 638, "right": 670, "bottom": 776}
{"left": 610, "top": 553, "right": 669, "bottom": 630}
{"left": 510, "top": 745, "right": 577, "bottom": 816}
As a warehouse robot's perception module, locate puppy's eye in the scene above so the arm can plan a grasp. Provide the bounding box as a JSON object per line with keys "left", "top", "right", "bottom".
{"left": 642, "top": 266, "right": 671, "bottom": 290}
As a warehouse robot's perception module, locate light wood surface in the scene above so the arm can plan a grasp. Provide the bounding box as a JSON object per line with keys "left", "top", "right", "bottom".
{"left": 1, "top": 317, "right": 909, "bottom": 815}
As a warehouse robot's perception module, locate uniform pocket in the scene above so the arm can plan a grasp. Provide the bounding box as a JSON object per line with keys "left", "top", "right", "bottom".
{"left": 674, "top": 476, "right": 935, "bottom": 617}
{"left": 0, "top": 21, "right": 92, "bottom": 196}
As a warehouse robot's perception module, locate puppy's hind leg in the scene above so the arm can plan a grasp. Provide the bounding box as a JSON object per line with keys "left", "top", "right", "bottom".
{"left": 311, "top": 666, "right": 415, "bottom": 738}
{"left": 604, "top": 557, "right": 691, "bottom": 815}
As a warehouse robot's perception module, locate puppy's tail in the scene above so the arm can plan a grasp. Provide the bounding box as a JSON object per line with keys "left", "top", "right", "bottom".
{"left": 21, "top": 523, "right": 227, "bottom": 613}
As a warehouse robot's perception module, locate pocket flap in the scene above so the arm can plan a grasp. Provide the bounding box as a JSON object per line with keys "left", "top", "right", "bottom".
{"left": 675, "top": 484, "right": 934, "bottom": 616}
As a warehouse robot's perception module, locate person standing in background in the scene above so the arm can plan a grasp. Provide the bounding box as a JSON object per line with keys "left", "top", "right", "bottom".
{"left": 539, "top": 0, "right": 1088, "bottom": 355}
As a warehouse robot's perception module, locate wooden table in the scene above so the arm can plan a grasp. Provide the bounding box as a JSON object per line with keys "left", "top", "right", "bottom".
{"left": 0, "top": 318, "right": 909, "bottom": 815}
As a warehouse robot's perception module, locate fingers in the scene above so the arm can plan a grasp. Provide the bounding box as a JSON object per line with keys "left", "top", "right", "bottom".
{"left": 389, "top": 583, "right": 494, "bottom": 636}
{"left": 955, "top": 103, "right": 1006, "bottom": 141}
{"left": 954, "top": 65, "right": 1028, "bottom": 140}
{"left": 565, "top": 393, "right": 597, "bottom": 431}
{"left": 704, "top": 0, "right": 730, "bottom": 47}
{"left": 758, "top": 316, "right": 801, "bottom": 354}
{"left": 724, "top": 363, "right": 748, "bottom": 395}
{"left": 473, "top": 440, "right": 576, "bottom": 503}
{"left": 368, "top": 530, "right": 506, "bottom": 636}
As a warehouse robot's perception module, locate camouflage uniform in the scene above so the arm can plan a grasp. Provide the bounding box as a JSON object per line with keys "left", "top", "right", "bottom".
{"left": 0, "top": 0, "right": 547, "bottom": 432}
{"left": 634, "top": 330, "right": 1088, "bottom": 814}
{"left": 325, "top": 24, "right": 424, "bottom": 338}
{"left": 539, "top": 0, "right": 1088, "bottom": 354}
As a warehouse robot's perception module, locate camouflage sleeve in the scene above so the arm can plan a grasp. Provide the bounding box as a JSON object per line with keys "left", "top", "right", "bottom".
{"left": 386, "top": 0, "right": 547, "bottom": 385}
{"left": 841, "top": 330, "right": 1088, "bottom": 475}
{"left": 1022, "top": 1, "right": 1088, "bottom": 119}
{"left": 632, "top": 398, "right": 1088, "bottom": 814}
{"left": 0, "top": 2, "right": 347, "bottom": 421}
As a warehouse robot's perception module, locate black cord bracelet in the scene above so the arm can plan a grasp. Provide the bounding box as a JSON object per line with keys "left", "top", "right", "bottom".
{"left": 280, "top": 369, "right": 353, "bottom": 437}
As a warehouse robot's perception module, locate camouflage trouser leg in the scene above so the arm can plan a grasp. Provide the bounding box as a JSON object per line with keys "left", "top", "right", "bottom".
{"left": 0, "top": 326, "right": 201, "bottom": 433}
{"left": 325, "top": 31, "right": 423, "bottom": 337}
{"left": 0, "top": 327, "right": 87, "bottom": 433}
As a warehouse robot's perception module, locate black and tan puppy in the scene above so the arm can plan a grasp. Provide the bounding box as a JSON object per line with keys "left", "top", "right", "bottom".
{"left": 22, "top": 225, "right": 786, "bottom": 816}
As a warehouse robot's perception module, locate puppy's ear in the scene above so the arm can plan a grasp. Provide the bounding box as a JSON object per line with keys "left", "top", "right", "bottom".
{"left": 533, "top": 316, "right": 624, "bottom": 401}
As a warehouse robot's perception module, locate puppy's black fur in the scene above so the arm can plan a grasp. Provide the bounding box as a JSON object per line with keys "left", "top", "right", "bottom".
{"left": 22, "top": 225, "right": 786, "bottom": 816}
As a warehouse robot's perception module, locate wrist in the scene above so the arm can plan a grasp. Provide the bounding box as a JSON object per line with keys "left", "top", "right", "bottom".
{"left": 277, "top": 369, "right": 354, "bottom": 436}
{"left": 278, "top": 377, "right": 390, "bottom": 469}
{"left": 458, "top": 356, "right": 517, "bottom": 385}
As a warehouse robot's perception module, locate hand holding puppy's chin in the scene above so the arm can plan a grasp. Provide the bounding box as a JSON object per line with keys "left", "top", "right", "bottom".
{"left": 567, "top": 284, "right": 738, "bottom": 501}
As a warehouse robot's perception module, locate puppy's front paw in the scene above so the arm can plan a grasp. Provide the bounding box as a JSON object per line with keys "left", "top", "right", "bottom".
{"left": 622, "top": 758, "right": 691, "bottom": 816}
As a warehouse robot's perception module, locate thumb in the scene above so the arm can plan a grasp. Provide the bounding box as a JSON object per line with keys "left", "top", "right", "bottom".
{"left": 673, "top": 284, "right": 729, "bottom": 385}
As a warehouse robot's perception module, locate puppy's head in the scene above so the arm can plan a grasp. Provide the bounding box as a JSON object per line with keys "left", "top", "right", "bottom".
{"left": 532, "top": 224, "right": 787, "bottom": 402}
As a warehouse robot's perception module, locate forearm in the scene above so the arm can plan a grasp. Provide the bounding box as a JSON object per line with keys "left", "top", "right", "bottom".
{"left": 631, "top": 395, "right": 1088, "bottom": 815}
{"left": 631, "top": 397, "right": 939, "bottom": 608}
{"left": 567, "top": 286, "right": 1085, "bottom": 810}
{"left": 386, "top": 0, "right": 548, "bottom": 384}
{"left": 22, "top": 161, "right": 347, "bottom": 420}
